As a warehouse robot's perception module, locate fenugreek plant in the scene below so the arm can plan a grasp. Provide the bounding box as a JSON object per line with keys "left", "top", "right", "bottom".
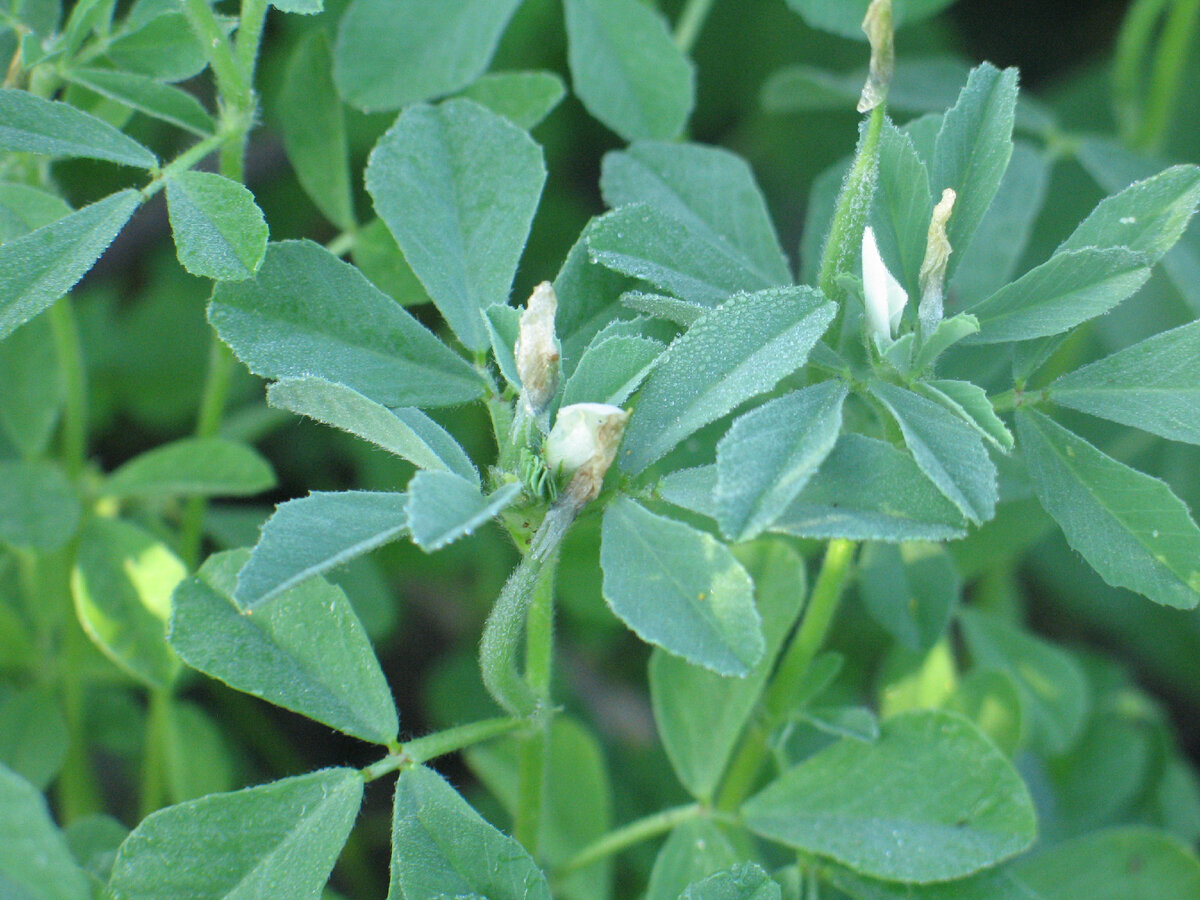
{"left": 2, "top": 0, "right": 1200, "bottom": 898}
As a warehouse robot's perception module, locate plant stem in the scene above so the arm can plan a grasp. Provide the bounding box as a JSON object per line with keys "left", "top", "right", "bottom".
{"left": 325, "top": 229, "right": 357, "bottom": 258}
{"left": 514, "top": 563, "right": 556, "bottom": 850}
{"left": 818, "top": 105, "right": 886, "bottom": 308}
{"left": 674, "top": 0, "right": 717, "bottom": 54}
{"left": 234, "top": 0, "right": 270, "bottom": 86}
{"left": 181, "top": 0, "right": 250, "bottom": 110}
{"left": 139, "top": 688, "right": 172, "bottom": 819}
{"left": 57, "top": 620, "right": 102, "bottom": 821}
{"left": 178, "top": 340, "right": 237, "bottom": 567}
{"left": 47, "top": 299, "right": 88, "bottom": 481}
{"left": 716, "top": 540, "right": 858, "bottom": 810}
{"left": 1134, "top": 0, "right": 1200, "bottom": 152}
{"left": 554, "top": 803, "right": 702, "bottom": 877}
{"left": 360, "top": 716, "right": 524, "bottom": 781}
{"left": 1113, "top": 0, "right": 1171, "bottom": 141}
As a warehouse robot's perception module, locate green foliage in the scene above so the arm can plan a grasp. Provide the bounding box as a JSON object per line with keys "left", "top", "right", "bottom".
{"left": 3, "top": 0, "right": 1200, "bottom": 898}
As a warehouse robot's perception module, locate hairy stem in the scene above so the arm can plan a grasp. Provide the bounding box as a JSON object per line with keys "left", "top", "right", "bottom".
{"left": 360, "top": 717, "right": 524, "bottom": 782}
{"left": 179, "top": 340, "right": 237, "bottom": 568}
{"left": 514, "top": 564, "right": 556, "bottom": 849}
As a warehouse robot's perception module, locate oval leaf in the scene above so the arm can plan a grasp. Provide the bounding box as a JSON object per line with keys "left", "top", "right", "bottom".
{"left": 1016, "top": 408, "right": 1200, "bottom": 609}
{"left": 365, "top": 98, "right": 546, "bottom": 352}
{"left": 234, "top": 491, "right": 410, "bottom": 610}
{"left": 621, "top": 286, "right": 836, "bottom": 475}
{"left": 108, "top": 768, "right": 363, "bottom": 900}
{"left": 405, "top": 472, "right": 521, "bottom": 552}
{"left": 0, "top": 460, "right": 81, "bottom": 551}
{"left": 103, "top": 437, "right": 275, "bottom": 499}
{"left": 208, "top": 240, "right": 483, "bottom": 408}
{"left": 743, "top": 710, "right": 1036, "bottom": 883}
{"left": 563, "top": 0, "right": 694, "bottom": 141}
{"left": 0, "top": 87, "right": 157, "bottom": 167}
{"left": 170, "top": 549, "right": 399, "bottom": 744}
{"left": 601, "top": 497, "right": 763, "bottom": 676}
{"left": 0, "top": 763, "right": 91, "bottom": 900}
{"left": 64, "top": 68, "right": 214, "bottom": 136}
{"left": 166, "top": 171, "right": 269, "bottom": 281}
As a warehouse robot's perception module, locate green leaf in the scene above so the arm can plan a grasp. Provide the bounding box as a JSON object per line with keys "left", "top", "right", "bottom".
{"left": 0, "top": 460, "right": 80, "bottom": 551}
{"left": 772, "top": 434, "right": 968, "bottom": 542}
{"left": 968, "top": 247, "right": 1151, "bottom": 344}
{"left": 460, "top": 70, "right": 566, "bottom": 130}
{"left": 103, "top": 437, "right": 275, "bottom": 499}
{"left": 784, "top": 0, "right": 959, "bottom": 39}
{"left": 365, "top": 98, "right": 546, "bottom": 352}
{"left": 64, "top": 814, "right": 128, "bottom": 885}
{"left": 351, "top": 218, "right": 427, "bottom": 306}
{"left": 601, "top": 497, "right": 762, "bottom": 676}
{"left": 277, "top": 30, "right": 355, "bottom": 231}
{"left": 561, "top": 334, "right": 663, "bottom": 407}
{"left": 716, "top": 382, "right": 847, "bottom": 542}
{"left": 1014, "top": 828, "right": 1200, "bottom": 899}
{"left": 944, "top": 668, "right": 1023, "bottom": 757}
{"left": 388, "top": 764, "right": 550, "bottom": 900}
{"left": 1058, "top": 164, "right": 1200, "bottom": 263}
{"left": 464, "top": 716, "right": 613, "bottom": 900}
{"left": 170, "top": 550, "right": 398, "bottom": 744}
{"left": 931, "top": 63, "right": 1018, "bottom": 279}
{"left": 64, "top": 68, "right": 213, "bottom": 135}
{"left": 483, "top": 303, "right": 522, "bottom": 387}
{"left": 0, "top": 182, "right": 72, "bottom": 240}
{"left": 166, "top": 171, "right": 269, "bottom": 281}
{"left": 910, "top": 314, "right": 979, "bottom": 372}
{"left": 798, "top": 704, "right": 881, "bottom": 742}
{"left": 1047, "top": 319, "right": 1200, "bottom": 445}
{"left": 161, "top": 700, "right": 234, "bottom": 804}
{"left": 71, "top": 518, "right": 183, "bottom": 689}
{"left": 822, "top": 863, "right": 1033, "bottom": 900}
{"left": 913, "top": 380, "right": 1013, "bottom": 452}
{"left": 108, "top": 768, "right": 363, "bottom": 900}
{"left": 871, "top": 121, "right": 932, "bottom": 301}
{"left": 0, "top": 763, "right": 91, "bottom": 900}
{"left": 0, "top": 189, "right": 140, "bottom": 340}
{"left": 950, "top": 141, "right": 1051, "bottom": 305}
{"left": 957, "top": 607, "right": 1089, "bottom": 755}
{"left": 555, "top": 218, "right": 638, "bottom": 371}
{"left": 743, "top": 710, "right": 1036, "bottom": 883}
{"left": 601, "top": 142, "right": 792, "bottom": 290}
{"left": 647, "top": 820, "right": 746, "bottom": 900}
{"left": 406, "top": 472, "right": 521, "bottom": 552}
{"left": 651, "top": 542, "right": 807, "bottom": 800}
{"left": 563, "top": 0, "right": 694, "bottom": 141}
{"left": 233, "top": 491, "right": 410, "bottom": 609}
{"left": 870, "top": 382, "right": 997, "bottom": 524}
{"left": 621, "top": 290, "right": 705, "bottom": 326}
{"left": 209, "top": 240, "right": 483, "bottom": 408}
{"left": 334, "top": 0, "right": 522, "bottom": 112}
{"left": 272, "top": 0, "right": 322, "bottom": 12}
{"left": 621, "top": 286, "right": 836, "bottom": 474}
{"left": 680, "top": 864, "right": 780, "bottom": 900}
{"left": 104, "top": 12, "right": 208, "bottom": 82}
{"left": 0, "top": 88, "right": 157, "bottom": 167}
{"left": 859, "top": 542, "right": 959, "bottom": 653}
{"left": 267, "top": 377, "right": 478, "bottom": 484}
{"left": 1016, "top": 408, "right": 1200, "bottom": 609}
{"left": 0, "top": 686, "right": 68, "bottom": 790}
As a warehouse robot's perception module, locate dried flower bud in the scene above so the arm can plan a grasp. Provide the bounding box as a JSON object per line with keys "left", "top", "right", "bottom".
{"left": 858, "top": 0, "right": 895, "bottom": 113}
{"left": 515, "top": 281, "right": 560, "bottom": 421}
{"left": 862, "top": 225, "right": 908, "bottom": 348}
{"left": 918, "top": 188, "right": 956, "bottom": 338}
{"left": 545, "top": 402, "right": 629, "bottom": 504}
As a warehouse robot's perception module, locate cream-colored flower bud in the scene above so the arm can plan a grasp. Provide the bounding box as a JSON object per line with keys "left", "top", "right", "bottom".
{"left": 544, "top": 402, "right": 629, "bottom": 504}
{"left": 918, "top": 188, "right": 956, "bottom": 337}
{"left": 862, "top": 225, "right": 908, "bottom": 348}
{"left": 515, "top": 281, "right": 560, "bottom": 421}
{"left": 858, "top": 0, "right": 895, "bottom": 113}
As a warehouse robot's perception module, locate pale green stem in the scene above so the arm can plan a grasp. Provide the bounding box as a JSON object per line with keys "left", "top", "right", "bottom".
{"left": 47, "top": 299, "right": 87, "bottom": 481}
{"left": 1113, "top": 0, "right": 1172, "bottom": 140}
{"left": 360, "top": 717, "right": 524, "bottom": 782}
{"left": 179, "top": 340, "right": 236, "bottom": 568}
{"left": 181, "top": 0, "right": 250, "bottom": 109}
{"left": 325, "top": 230, "right": 357, "bottom": 258}
{"left": 818, "top": 105, "right": 885, "bottom": 309}
{"left": 234, "top": 0, "right": 270, "bottom": 85}
{"left": 1134, "top": 0, "right": 1200, "bottom": 152}
{"left": 553, "top": 803, "right": 703, "bottom": 877}
{"left": 716, "top": 539, "right": 858, "bottom": 810}
{"left": 139, "top": 688, "right": 172, "bottom": 819}
{"left": 674, "top": 0, "right": 717, "bottom": 54}
{"left": 514, "top": 564, "right": 556, "bottom": 850}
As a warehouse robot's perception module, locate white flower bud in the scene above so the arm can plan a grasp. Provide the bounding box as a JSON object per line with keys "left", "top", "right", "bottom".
{"left": 858, "top": 0, "right": 895, "bottom": 113}
{"left": 515, "top": 281, "right": 560, "bottom": 421}
{"left": 545, "top": 402, "right": 629, "bottom": 501}
{"left": 862, "top": 225, "right": 908, "bottom": 347}
{"left": 918, "top": 188, "right": 956, "bottom": 338}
